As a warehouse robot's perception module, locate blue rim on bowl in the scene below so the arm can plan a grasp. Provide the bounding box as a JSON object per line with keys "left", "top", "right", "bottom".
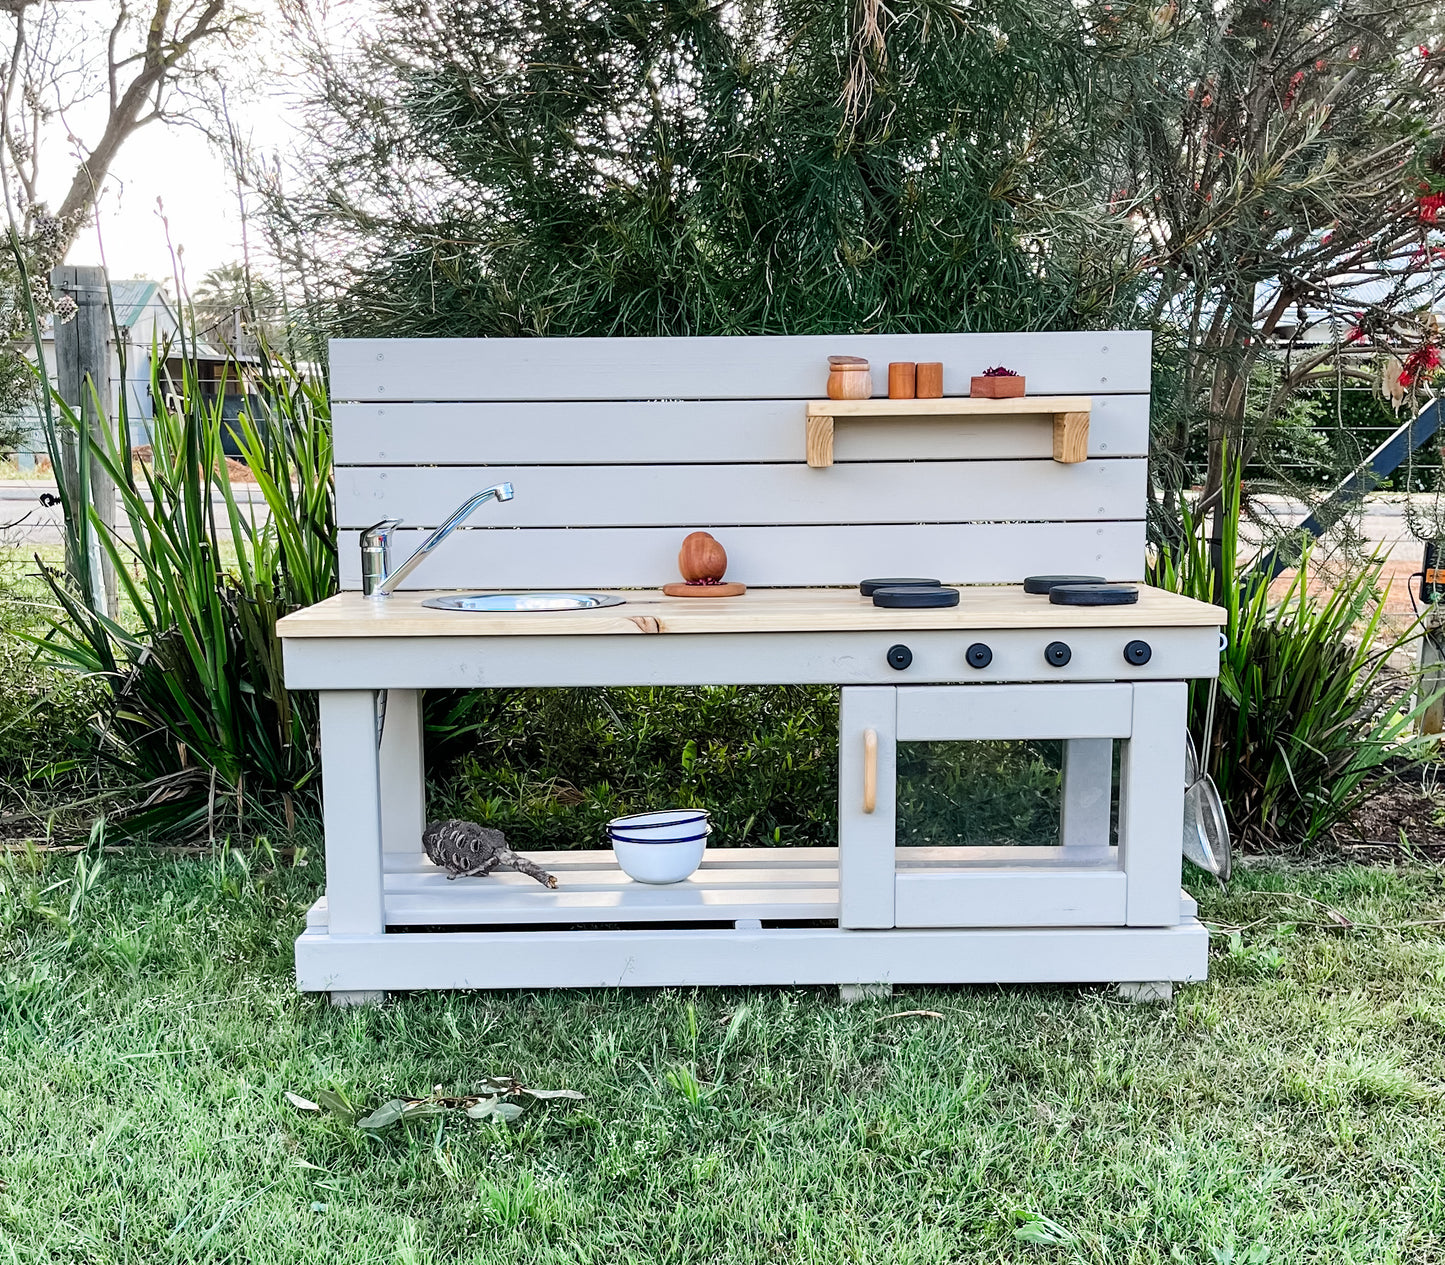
{"left": 609, "top": 826, "right": 712, "bottom": 845}
{"left": 607, "top": 809, "right": 709, "bottom": 831}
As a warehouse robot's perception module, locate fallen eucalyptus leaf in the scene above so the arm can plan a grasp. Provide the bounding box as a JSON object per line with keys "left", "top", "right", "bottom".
{"left": 285, "top": 1091, "right": 321, "bottom": 1112}
{"left": 468, "top": 1097, "right": 525, "bottom": 1123}
{"left": 356, "top": 1099, "right": 408, "bottom": 1131}
{"left": 315, "top": 1088, "right": 357, "bottom": 1124}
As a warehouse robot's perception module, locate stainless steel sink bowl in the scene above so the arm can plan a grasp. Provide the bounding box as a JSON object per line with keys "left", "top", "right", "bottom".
{"left": 421, "top": 592, "right": 626, "bottom": 613}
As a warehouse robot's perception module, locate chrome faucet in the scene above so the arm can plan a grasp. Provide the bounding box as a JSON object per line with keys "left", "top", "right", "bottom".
{"left": 360, "top": 482, "right": 515, "bottom": 598}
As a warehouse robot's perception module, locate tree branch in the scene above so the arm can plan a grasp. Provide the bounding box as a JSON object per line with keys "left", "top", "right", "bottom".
{"left": 53, "top": 0, "right": 230, "bottom": 247}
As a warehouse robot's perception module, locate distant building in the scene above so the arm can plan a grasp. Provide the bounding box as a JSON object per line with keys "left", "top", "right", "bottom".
{"left": 10, "top": 276, "right": 257, "bottom": 467}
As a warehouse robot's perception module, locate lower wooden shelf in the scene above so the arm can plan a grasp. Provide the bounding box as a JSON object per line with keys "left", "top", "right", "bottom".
{"left": 297, "top": 848, "right": 1206, "bottom": 992}
{"left": 304, "top": 845, "right": 1150, "bottom": 930}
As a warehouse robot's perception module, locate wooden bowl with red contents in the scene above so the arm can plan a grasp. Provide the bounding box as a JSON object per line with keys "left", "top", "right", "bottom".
{"left": 970, "top": 367, "right": 1026, "bottom": 398}
{"left": 663, "top": 531, "right": 747, "bottom": 598}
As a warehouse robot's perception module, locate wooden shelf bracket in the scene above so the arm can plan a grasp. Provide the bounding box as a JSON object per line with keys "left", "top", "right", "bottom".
{"left": 805, "top": 396, "right": 1092, "bottom": 468}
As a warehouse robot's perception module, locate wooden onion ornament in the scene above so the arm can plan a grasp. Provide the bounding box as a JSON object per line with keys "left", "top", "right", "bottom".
{"left": 663, "top": 531, "right": 747, "bottom": 598}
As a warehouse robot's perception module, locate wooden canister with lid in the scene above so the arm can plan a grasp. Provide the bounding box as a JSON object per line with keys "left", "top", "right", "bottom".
{"left": 826, "top": 356, "right": 872, "bottom": 400}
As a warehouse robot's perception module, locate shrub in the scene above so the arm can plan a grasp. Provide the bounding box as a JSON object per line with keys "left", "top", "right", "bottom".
{"left": 1151, "top": 470, "right": 1437, "bottom": 851}
{"left": 431, "top": 685, "right": 840, "bottom": 849}
{"left": 23, "top": 350, "right": 334, "bottom": 829}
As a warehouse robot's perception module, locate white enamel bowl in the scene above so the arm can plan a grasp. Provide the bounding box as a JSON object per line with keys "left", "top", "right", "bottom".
{"left": 610, "top": 831, "right": 708, "bottom": 884}
{"left": 606, "top": 809, "right": 710, "bottom": 842}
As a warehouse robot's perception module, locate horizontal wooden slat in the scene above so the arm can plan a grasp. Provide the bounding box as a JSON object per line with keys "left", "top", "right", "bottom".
{"left": 296, "top": 922, "right": 1211, "bottom": 991}
{"left": 331, "top": 332, "right": 1152, "bottom": 402}
{"left": 333, "top": 395, "right": 1150, "bottom": 465}
{"left": 895, "top": 845, "right": 1118, "bottom": 869}
{"left": 302, "top": 847, "right": 1143, "bottom": 929}
{"left": 306, "top": 847, "right": 843, "bottom": 926}
{"left": 387, "top": 864, "right": 838, "bottom": 927}
{"left": 896, "top": 683, "right": 1135, "bottom": 741}
{"left": 282, "top": 626, "right": 1225, "bottom": 689}
{"left": 385, "top": 846, "right": 841, "bottom": 870}
{"left": 335, "top": 459, "right": 1147, "bottom": 529}
{"left": 894, "top": 870, "right": 1127, "bottom": 927}
{"left": 336, "top": 521, "right": 1147, "bottom": 589}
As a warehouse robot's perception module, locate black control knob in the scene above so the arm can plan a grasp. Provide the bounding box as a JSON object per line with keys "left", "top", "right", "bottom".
{"left": 1123, "top": 639, "right": 1152, "bottom": 666}
{"left": 1044, "top": 641, "right": 1072, "bottom": 667}
{"left": 965, "top": 642, "right": 993, "bottom": 669}
{"left": 887, "top": 644, "right": 913, "bottom": 671}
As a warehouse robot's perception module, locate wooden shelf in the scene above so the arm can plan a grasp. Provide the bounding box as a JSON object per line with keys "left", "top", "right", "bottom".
{"left": 805, "top": 396, "right": 1092, "bottom": 468}
{"left": 302, "top": 846, "right": 1128, "bottom": 930}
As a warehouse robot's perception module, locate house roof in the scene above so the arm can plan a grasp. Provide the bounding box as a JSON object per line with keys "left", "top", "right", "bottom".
{"left": 38, "top": 278, "right": 249, "bottom": 363}
{"left": 108, "top": 278, "right": 165, "bottom": 329}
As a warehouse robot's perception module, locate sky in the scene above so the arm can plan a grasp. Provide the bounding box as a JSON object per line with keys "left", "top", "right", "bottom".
{"left": 28, "top": 0, "right": 337, "bottom": 288}
{"left": 64, "top": 116, "right": 285, "bottom": 285}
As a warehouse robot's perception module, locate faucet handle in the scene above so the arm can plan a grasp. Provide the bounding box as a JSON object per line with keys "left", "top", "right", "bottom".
{"left": 361, "top": 518, "right": 403, "bottom": 596}
{"left": 361, "top": 517, "right": 403, "bottom": 546}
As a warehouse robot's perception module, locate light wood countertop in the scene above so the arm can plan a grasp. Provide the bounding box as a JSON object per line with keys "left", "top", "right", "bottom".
{"left": 276, "top": 585, "right": 1225, "bottom": 640}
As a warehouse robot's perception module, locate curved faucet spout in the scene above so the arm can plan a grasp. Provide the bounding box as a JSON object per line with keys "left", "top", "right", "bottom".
{"left": 371, "top": 482, "right": 514, "bottom": 597}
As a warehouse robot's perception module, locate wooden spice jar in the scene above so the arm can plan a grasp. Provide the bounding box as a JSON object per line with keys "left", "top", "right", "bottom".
{"left": 887, "top": 362, "right": 916, "bottom": 400}
{"left": 827, "top": 356, "right": 872, "bottom": 400}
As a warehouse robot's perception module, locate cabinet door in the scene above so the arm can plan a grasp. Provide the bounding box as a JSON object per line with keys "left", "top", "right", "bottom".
{"left": 838, "top": 684, "right": 1184, "bottom": 930}
{"left": 837, "top": 687, "right": 897, "bottom": 929}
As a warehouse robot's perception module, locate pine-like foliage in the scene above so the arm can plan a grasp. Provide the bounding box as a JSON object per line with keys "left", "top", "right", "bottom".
{"left": 277, "top": 0, "right": 1143, "bottom": 337}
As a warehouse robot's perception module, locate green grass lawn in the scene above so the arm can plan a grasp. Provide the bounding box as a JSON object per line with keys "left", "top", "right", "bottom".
{"left": 3, "top": 847, "right": 1445, "bottom": 1264}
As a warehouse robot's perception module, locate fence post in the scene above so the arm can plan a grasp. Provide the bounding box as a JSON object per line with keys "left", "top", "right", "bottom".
{"left": 50, "top": 264, "right": 116, "bottom": 616}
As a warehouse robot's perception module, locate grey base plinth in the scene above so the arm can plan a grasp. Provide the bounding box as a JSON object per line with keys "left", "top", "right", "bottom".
{"left": 838, "top": 983, "right": 893, "bottom": 1003}
{"left": 1116, "top": 980, "right": 1173, "bottom": 1003}
{"left": 330, "top": 989, "right": 386, "bottom": 1007}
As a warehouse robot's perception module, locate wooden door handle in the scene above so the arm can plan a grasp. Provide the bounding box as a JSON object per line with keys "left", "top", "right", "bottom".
{"left": 862, "top": 728, "right": 878, "bottom": 813}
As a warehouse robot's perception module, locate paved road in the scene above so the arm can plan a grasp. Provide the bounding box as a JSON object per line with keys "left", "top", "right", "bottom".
{"left": 3, "top": 479, "right": 1440, "bottom": 610}
{"left": 0, "top": 479, "right": 270, "bottom": 549}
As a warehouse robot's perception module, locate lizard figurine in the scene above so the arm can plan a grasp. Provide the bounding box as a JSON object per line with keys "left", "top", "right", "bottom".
{"left": 421, "top": 819, "right": 559, "bottom": 888}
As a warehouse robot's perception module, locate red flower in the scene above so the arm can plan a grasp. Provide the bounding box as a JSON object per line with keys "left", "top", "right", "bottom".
{"left": 1420, "top": 44, "right": 1431, "bottom": 57}
{"left": 1345, "top": 325, "right": 1365, "bottom": 344}
{"left": 1419, "top": 192, "right": 1445, "bottom": 225}
{"left": 1401, "top": 344, "right": 1443, "bottom": 388}
{"left": 1315, "top": 58, "right": 1327, "bottom": 71}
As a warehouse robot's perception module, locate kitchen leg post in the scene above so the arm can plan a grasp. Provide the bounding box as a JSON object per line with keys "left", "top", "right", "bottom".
{"left": 380, "top": 688, "right": 426, "bottom": 857}
{"left": 1118, "top": 682, "right": 1187, "bottom": 926}
{"left": 1060, "top": 738, "right": 1113, "bottom": 858}
{"left": 319, "top": 690, "right": 386, "bottom": 938}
